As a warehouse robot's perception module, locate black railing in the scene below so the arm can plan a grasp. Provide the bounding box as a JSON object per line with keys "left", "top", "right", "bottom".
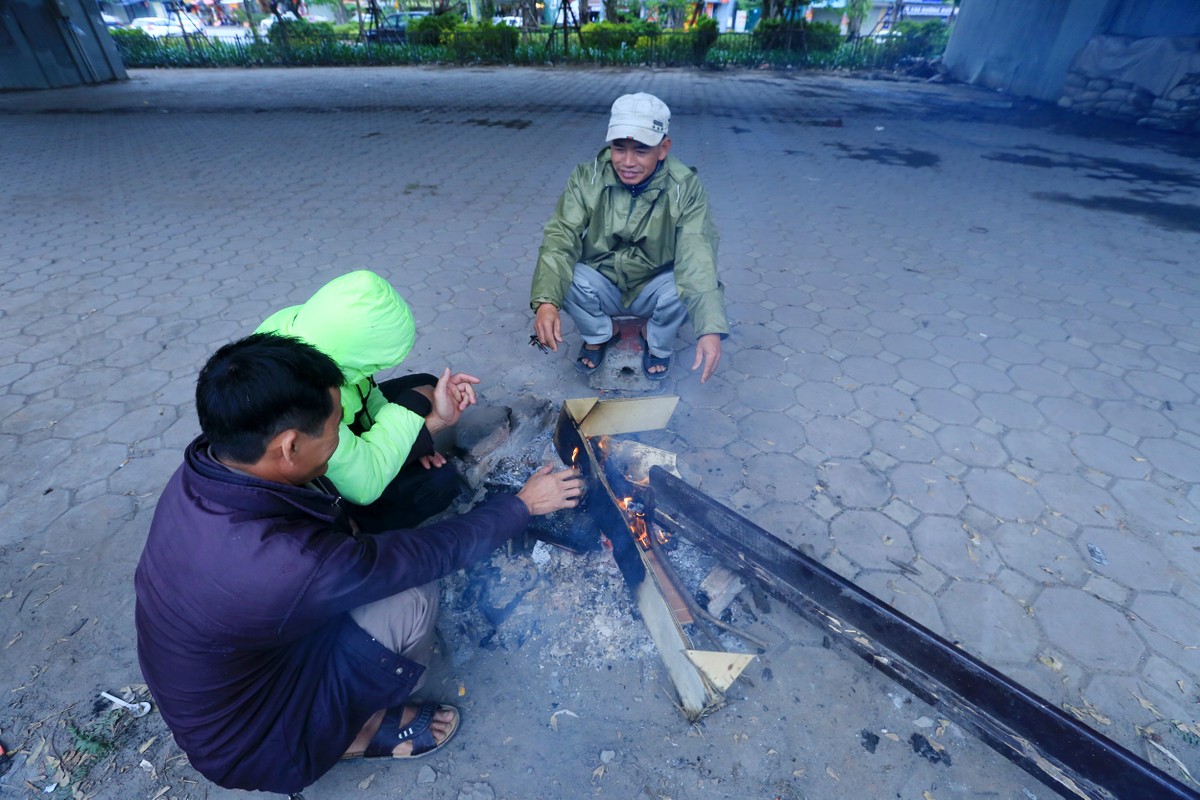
{"left": 110, "top": 29, "right": 944, "bottom": 70}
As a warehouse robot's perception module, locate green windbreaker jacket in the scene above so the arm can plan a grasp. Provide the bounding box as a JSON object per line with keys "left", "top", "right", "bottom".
{"left": 256, "top": 270, "right": 424, "bottom": 506}
{"left": 530, "top": 148, "right": 729, "bottom": 338}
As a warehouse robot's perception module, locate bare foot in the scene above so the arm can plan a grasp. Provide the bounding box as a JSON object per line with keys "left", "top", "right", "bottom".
{"left": 344, "top": 704, "right": 459, "bottom": 758}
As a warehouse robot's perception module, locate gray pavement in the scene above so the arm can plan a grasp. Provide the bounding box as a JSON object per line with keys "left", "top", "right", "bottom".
{"left": 2, "top": 66, "right": 1200, "bottom": 798}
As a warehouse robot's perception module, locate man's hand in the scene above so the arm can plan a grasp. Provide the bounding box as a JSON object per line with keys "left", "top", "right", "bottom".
{"left": 427, "top": 368, "right": 481, "bottom": 433}
{"left": 419, "top": 452, "right": 447, "bottom": 470}
{"left": 692, "top": 334, "right": 722, "bottom": 384}
{"left": 534, "top": 304, "right": 563, "bottom": 352}
{"left": 517, "top": 466, "right": 583, "bottom": 515}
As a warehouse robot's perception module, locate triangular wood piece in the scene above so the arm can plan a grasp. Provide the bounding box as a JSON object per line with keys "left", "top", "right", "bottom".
{"left": 686, "top": 650, "right": 755, "bottom": 693}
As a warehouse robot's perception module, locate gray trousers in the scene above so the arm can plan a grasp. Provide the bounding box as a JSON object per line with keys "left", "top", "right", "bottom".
{"left": 350, "top": 582, "right": 439, "bottom": 693}
{"left": 562, "top": 263, "right": 686, "bottom": 359}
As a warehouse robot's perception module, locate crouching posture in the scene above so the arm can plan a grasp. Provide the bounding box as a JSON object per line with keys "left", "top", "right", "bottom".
{"left": 134, "top": 334, "right": 581, "bottom": 794}
{"left": 257, "top": 269, "right": 480, "bottom": 533}
{"left": 531, "top": 92, "right": 729, "bottom": 382}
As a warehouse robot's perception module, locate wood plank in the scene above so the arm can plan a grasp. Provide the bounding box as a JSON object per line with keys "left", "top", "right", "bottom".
{"left": 650, "top": 466, "right": 1199, "bottom": 800}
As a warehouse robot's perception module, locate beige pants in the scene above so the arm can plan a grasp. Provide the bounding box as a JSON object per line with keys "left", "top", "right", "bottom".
{"left": 349, "top": 582, "right": 439, "bottom": 692}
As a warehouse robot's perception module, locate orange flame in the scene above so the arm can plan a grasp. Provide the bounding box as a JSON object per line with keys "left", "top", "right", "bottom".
{"left": 571, "top": 447, "right": 579, "bottom": 465}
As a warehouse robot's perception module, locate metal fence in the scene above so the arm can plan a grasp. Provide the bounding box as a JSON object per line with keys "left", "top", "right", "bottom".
{"left": 111, "top": 30, "right": 941, "bottom": 70}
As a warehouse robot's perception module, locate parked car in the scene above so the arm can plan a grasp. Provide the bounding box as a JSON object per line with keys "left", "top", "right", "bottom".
{"left": 492, "top": 15, "right": 521, "bottom": 27}
{"left": 258, "top": 10, "right": 337, "bottom": 38}
{"left": 100, "top": 12, "right": 124, "bottom": 28}
{"left": 129, "top": 14, "right": 205, "bottom": 37}
{"left": 258, "top": 11, "right": 299, "bottom": 34}
{"left": 362, "top": 11, "right": 430, "bottom": 44}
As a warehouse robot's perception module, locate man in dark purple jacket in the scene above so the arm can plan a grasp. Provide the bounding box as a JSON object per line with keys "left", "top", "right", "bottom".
{"left": 135, "top": 334, "right": 581, "bottom": 794}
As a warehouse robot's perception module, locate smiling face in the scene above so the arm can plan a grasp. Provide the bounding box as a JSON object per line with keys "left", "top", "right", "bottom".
{"left": 610, "top": 137, "right": 672, "bottom": 186}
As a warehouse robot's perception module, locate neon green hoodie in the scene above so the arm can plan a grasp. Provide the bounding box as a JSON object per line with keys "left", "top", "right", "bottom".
{"left": 256, "top": 270, "right": 424, "bottom": 505}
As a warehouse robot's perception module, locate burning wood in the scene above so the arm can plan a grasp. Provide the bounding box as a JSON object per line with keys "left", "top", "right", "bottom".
{"left": 554, "top": 396, "right": 754, "bottom": 720}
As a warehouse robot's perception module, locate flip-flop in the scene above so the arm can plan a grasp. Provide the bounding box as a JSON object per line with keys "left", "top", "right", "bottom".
{"left": 575, "top": 332, "right": 618, "bottom": 375}
{"left": 348, "top": 701, "right": 461, "bottom": 760}
{"left": 640, "top": 333, "right": 670, "bottom": 381}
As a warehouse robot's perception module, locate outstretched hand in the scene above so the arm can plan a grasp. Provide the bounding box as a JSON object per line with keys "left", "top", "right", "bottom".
{"left": 692, "top": 334, "right": 722, "bottom": 383}
{"left": 534, "top": 304, "right": 563, "bottom": 353}
{"left": 517, "top": 466, "right": 583, "bottom": 515}
{"left": 428, "top": 368, "right": 481, "bottom": 432}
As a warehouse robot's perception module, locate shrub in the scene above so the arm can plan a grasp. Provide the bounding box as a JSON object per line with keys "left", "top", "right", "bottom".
{"left": 752, "top": 18, "right": 839, "bottom": 53}
{"left": 446, "top": 19, "right": 519, "bottom": 61}
{"left": 409, "top": 12, "right": 460, "bottom": 45}
{"left": 806, "top": 20, "right": 841, "bottom": 52}
{"left": 581, "top": 20, "right": 658, "bottom": 50}
{"left": 889, "top": 19, "right": 949, "bottom": 58}
{"left": 690, "top": 15, "right": 718, "bottom": 56}
{"left": 268, "top": 18, "right": 335, "bottom": 46}
{"left": 110, "top": 27, "right": 159, "bottom": 62}
{"left": 110, "top": 27, "right": 150, "bottom": 44}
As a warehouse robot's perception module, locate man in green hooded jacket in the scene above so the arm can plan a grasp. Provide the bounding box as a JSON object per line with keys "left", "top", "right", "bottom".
{"left": 258, "top": 270, "right": 479, "bottom": 530}
{"left": 531, "top": 93, "right": 729, "bottom": 383}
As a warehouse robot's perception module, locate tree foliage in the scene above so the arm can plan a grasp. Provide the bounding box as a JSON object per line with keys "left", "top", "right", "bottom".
{"left": 760, "top": 0, "right": 806, "bottom": 22}
{"left": 409, "top": 11, "right": 462, "bottom": 44}
{"left": 845, "top": 0, "right": 871, "bottom": 39}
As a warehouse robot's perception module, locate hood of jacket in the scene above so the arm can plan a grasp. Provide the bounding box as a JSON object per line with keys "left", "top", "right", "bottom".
{"left": 257, "top": 270, "right": 415, "bottom": 387}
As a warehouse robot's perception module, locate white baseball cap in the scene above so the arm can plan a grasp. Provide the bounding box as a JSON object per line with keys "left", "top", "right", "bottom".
{"left": 606, "top": 93, "right": 671, "bottom": 146}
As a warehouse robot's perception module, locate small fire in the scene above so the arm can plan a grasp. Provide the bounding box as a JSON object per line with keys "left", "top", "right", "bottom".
{"left": 571, "top": 447, "right": 579, "bottom": 465}
{"left": 619, "top": 495, "right": 669, "bottom": 549}
{"left": 592, "top": 437, "right": 671, "bottom": 550}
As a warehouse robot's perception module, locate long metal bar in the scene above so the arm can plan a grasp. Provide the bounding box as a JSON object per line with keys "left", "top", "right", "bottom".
{"left": 649, "top": 466, "right": 1199, "bottom": 800}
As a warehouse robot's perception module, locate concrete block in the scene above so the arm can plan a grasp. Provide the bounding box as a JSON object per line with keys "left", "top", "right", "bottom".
{"left": 699, "top": 565, "right": 745, "bottom": 617}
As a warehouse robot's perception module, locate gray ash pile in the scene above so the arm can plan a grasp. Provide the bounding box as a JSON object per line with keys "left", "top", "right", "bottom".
{"left": 438, "top": 396, "right": 760, "bottom": 678}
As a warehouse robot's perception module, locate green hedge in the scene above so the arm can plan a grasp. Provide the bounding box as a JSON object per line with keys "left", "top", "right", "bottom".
{"left": 580, "top": 20, "right": 660, "bottom": 50}
{"left": 268, "top": 18, "right": 335, "bottom": 46}
{"left": 408, "top": 12, "right": 460, "bottom": 46}
{"left": 446, "top": 20, "right": 519, "bottom": 61}
{"left": 752, "top": 18, "right": 840, "bottom": 53}
{"left": 888, "top": 19, "right": 949, "bottom": 59}
{"left": 111, "top": 20, "right": 950, "bottom": 69}
{"left": 691, "top": 16, "right": 718, "bottom": 56}
{"left": 110, "top": 27, "right": 156, "bottom": 61}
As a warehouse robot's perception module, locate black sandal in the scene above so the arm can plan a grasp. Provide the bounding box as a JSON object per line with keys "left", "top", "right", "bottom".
{"left": 575, "top": 333, "right": 618, "bottom": 375}
{"left": 352, "top": 702, "right": 460, "bottom": 760}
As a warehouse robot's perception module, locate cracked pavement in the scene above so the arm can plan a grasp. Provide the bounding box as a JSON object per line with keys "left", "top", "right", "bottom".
{"left": 2, "top": 66, "right": 1200, "bottom": 798}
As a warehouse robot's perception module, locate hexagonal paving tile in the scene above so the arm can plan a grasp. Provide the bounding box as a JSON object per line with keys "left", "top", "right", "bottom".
{"left": 941, "top": 581, "right": 1042, "bottom": 664}
{"left": 1034, "top": 587, "right": 1144, "bottom": 671}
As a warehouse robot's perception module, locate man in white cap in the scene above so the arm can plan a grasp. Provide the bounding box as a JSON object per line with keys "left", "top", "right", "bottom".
{"left": 530, "top": 92, "right": 728, "bottom": 383}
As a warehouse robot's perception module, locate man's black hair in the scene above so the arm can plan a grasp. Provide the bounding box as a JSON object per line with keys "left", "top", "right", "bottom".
{"left": 196, "top": 333, "right": 345, "bottom": 465}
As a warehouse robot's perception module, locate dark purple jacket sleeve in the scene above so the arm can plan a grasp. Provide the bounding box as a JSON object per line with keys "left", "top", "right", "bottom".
{"left": 283, "top": 494, "right": 529, "bottom": 633}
